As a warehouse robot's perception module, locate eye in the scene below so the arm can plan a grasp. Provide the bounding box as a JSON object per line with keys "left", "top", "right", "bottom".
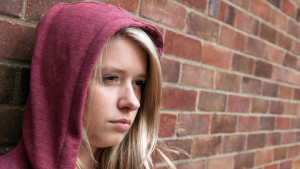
{"left": 102, "top": 75, "right": 118, "bottom": 83}
{"left": 134, "top": 80, "right": 146, "bottom": 88}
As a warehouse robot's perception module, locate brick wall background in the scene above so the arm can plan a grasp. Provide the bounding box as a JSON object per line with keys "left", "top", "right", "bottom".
{"left": 1, "top": 0, "right": 300, "bottom": 168}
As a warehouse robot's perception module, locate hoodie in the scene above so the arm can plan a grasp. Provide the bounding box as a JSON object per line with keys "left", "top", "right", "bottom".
{"left": 0, "top": 2, "right": 163, "bottom": 168}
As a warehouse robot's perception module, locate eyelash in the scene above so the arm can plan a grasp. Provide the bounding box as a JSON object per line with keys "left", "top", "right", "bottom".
{"left": 102, "top": 75, "right": 145, "bottom": 88}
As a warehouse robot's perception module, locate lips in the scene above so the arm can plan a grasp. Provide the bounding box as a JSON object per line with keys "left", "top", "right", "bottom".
{"left": 109, "top": 119, "right": 131, "bottom": 132}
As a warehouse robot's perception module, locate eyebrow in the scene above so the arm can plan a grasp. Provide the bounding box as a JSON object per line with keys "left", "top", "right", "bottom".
{"left": 101, "top": 66, "right": 147, "bottom": 79}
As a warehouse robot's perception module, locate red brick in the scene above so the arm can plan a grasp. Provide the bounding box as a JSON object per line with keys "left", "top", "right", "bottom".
{"left": 262, "top": 82, "right": 278, "bottom": 97}
{"left": 211, "top": 114, "right": 237, "bottom": 134}
{"left": 141, "top": 0, "right": 186, "bottom": 29}
{"left": 288, "top": 20, "right": 300, "bottom": 39}
{"left": 298, "top": 8, "right": 300, "bottom": 21}
{"left": 234, "top": 152, "right": 255, "bottom": 169}
{"left": 232, "top": 54, "right": 255, "bottom": 74}
{"left": 173, "top": 160, "right": 206, "bottom": 169}
{"left": 242, "top": 77, "right": 262, "bottom": 94}
{"left": 260, "top": 23, "right": 277, "bottom": 44}
{"left": 220, "top": 26, "right": 246, "bottom": 51}
{"left": 202, "top": 43, "right": 233, "bottom": 70}
{"left": 283, "top": 53, "right": 297, "bottom": 69}
{"left": 274, "top": 147, "right": 287, "bottom": 161}
{"left": 160, "top": 58, "right": 180, "bottom": 83}
{"left": 260, "top": 116, "right": 275, "bottom": 130}
{"left": 293, "top": 117, "right": 300, "bottom": 128}
{"left": 265, "top": 45, "right": 284, "bottom": 64}
{"left": 277, "top": 32, "right": 292, "bottom": 50}
{"left": 285, "top": 102, "right": 298, "bottom": 115}
{"left": 252, "top": 98, "right": 269, "bottom": 114}
{"left": 216, "top": 71, "right": 241, "bottom": 92}
{"left": 294, "top": 89, "right": 300, "bottom": 100}
{"left": 230, "top": 0, "right": 251, "bottom": 9}
{"left": 281, "top": 0, "right": 297, "bottom": 18}
{"left": 223, "top": 135, "right": 245, "bottom": 153}
{"left": 177, "top": 114, "right": 210, "bottom": 136}
{"left": 271, "top": 9, "right": 288, "bottom": 30}
{"left": 272, "top": 66, "right": 289, "bottom": 82}
{"left": 280, "top": 161, "right": 292, "bottom": 169}
{"left": 236, "top": 10, "right": 259, "bottom": 35}
{"left": 292, "top": 158, "right": 300, "bottom": 169}
{"left": 227, "top": 95, "right": 250, "bottom": 113}
{"left": 181, "top": 64, "right": 214, "bottom": 88}
{"left": 270, "top": 101, "right": 284, "bottom": 114}
{"left": 162, "top": 139, "right": 192, "bottom": 160}
{"left": 297, "top": 59, "right": 300, "bottom": 71}
{"left": 265, "top": 132, "right": 281, "bottom": 146}
{"left": 178, "top": 0, "right": 207, "bottom": 11}
{"left": 276, "top": 117, "right": 291, "bottom": 130}
{"left": 255, "top": 60, "right": 273, "bottom": 79}
{"left": 281, "top": 131, "right": 296, "bottom": 144}
{"left": 267, "top": 0, "right": 280, "bottom": 8}
{"left": 0, "top": 20, "right": 35, "bottom": 61}
{"left": 207, "top": 156, "right": 234, "bottom": 169}
{"left": 292, "top": 40, "right": 300, "bottom": 55}
{"left": 0, "top": 65, "right": 16, "bottom": 104}
{"left": 245, "top": 37, "right": 266, "bottom": 57}
{"left": 251, "top": 0, "right": 271, "bottom": 21}
{"left": 0, "top": 107, "right": 23, "bottom": 145}
{"left": 159, "top": 113, "right": 176, "bottom": 137}
{"left": 161, "top": 87, "right": 197, "bottom": 111}
{"left": 192, "top": 135, "right": 222, "bottom": 158}
{"left": 0, "top": 0, "right": 23, "bottom": 17}
{"left": 209, "top": 2, "right": 237, "bottom": 25}
{"left": 264, "top": 164, "right": 278, "bottom": 169}
{"left": 238, "top": 116, "right": 260, "bottom": 132}
{"left": 102, "top": 0, "right": 139, "bottom": 12}
{"left": 289, "top": 145, "right": 300, "bottom": 158}
{"left": 256, "top": 149, "right": 274, "bottom": 165}
{"left": 198, "top": 91, "right": 226, "bottom": 112}
{"left": 247, "top": 133, "right": 265, "bottom": 150}
{"left": 187, "top": 12, "right": 220, "bottom": 42}
{"left": 165, "top": 31, "right": 202, "bottom": 62}
{"left": 288, "top": 70, "right": 300, "bottom": 86}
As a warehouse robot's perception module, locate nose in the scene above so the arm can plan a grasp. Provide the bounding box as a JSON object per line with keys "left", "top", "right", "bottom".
{"left": 117, "top": 83, "right": 140, "bottom": 112}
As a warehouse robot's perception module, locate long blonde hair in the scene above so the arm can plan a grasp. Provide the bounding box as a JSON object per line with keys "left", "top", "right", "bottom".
{"left": 76, "top": 27, "right": 176, "bottom": 169}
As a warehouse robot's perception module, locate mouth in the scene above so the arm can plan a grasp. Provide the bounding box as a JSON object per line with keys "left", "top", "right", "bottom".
{"left": 109, "top": 119, "right": 131, "bottom": 132}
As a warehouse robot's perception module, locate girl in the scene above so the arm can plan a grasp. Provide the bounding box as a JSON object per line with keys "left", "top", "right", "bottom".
{"left": 0, "top": 2, "right": 176, "bottom": 169}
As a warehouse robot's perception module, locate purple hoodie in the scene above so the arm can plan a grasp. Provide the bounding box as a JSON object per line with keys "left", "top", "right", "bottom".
{"left": 0, "top": 2, "right": 163, "bottom": 168}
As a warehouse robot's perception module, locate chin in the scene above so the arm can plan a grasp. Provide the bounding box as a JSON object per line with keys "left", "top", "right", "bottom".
{"left": 91, "top": 134, "right": 126, "bottom": 148}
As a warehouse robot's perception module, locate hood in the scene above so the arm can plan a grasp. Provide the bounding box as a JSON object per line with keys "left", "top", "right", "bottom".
{"left": 0, "top": 2, "right": 163, "bottom": 168}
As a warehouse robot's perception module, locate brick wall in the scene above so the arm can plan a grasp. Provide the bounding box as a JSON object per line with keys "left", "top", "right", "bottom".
{"left": 1, "top": 0, "right": 300, "bottom": 168}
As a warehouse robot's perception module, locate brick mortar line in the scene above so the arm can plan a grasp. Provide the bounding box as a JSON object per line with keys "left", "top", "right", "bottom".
{"left": 162, "top": 53, "right": 300, "bottom": 90}
{"left": 0, "top": 59, "right": 31, "bottom": 68}
{"left": 0, "top": 13, "right": 36, "bottom": 27}
{"left": 21, "top": 0, "right": 27, "bottom": 21}
{"left": 0, "top": 104, "right": 25, "bottom": 109}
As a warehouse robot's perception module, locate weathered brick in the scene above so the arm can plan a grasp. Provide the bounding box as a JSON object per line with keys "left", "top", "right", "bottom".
{"left": 202, "top": 43, "right": 232, "bottom": 70}
{"left": 247, "top": 133, "right": 265, "bottom": 150}
{"left": 255, "top": 60, "right": 273, "bottom": 79}
{"left": 141, "top": 0, "right": 186, "bottom": 29}
{"left": 0, "top": 0, "right": 23, "bottom": 17}
{"left": 230, "top": 0, "right": 251, "bottom": 9}
{"left": 198, "top": 91, "right": 226, "bottom": 112}
{"left": 165, "top": 31, "right": 202, "bottom": 61}
{"left": 293, "top": 117, "right": 300, "bottom": 128}
{"left": 207, "top": 155, "right": 234, "bottom": 169}
{"left": 171, "top": 160, "right": 206, "bottom": 169}
{"left": 159, "top": 113, "right": 176, "bottom": 137}
{"left": 187, "top": 12, "right": 220, "bottom": 42}
{"left": 0, "top": 107, "right": 23, "bottom": 145}
{"left": 245, "top": 37, "right": 266, "bottom": 58}
{"left": 216, "top": 71, "right": 240, "bottom": 92}
{"left": 220, "top": 26, "right": 246, "bottom": 51}
{"left": 267, "top": 0, "right": 280, "bottom": 8}
{"left": 161, "top": 87, "right": 197, "bottom": 111}
{"left": 0, "top": 20, "right": 35, "bottom": 61}
{"left": 276, "top": 117, "right": 291, "bottom": 129}
{"left": 192, "top": 135, "right": 222, "bottom": 158}
{"left": 270, "top": 101, "right": 284, "bottom": 114}
{"left": 232, "top": 54, "right": 255, "bottom": 74}
{"left": 272, "top": 66, "right": 289, "bottom": 83}
{"left": 223, "top": 135, "right": 245, "bottom": 153}
{"left": 0, "top": 64, "right": 16, "bottom": 104}
{"left": 260, "top": 23, "right": 277, "bottom": 44}
{"left": 251, "top": 0, "right": 271, "bottom": 21}
{"left": 289, "top": 145, "right": 300, "bottom": 158}
{"left": 271, "top": 9, "right": 288, "bottom": 30}
{"left": 274, "top": 147, "right": 287, "bottom": 161}
{"left": 162, "top": 139, "right": 192, "bottom": 160}
{"left": 292, "top": 158, "right": 300, "bottom": 169}
{"left": 285, "top": 102, "right": 298, "bottom": 115}
{"left": 288, "top": 20, "right": 300, "bottom": 39}
{"left": 242, "top": 77, "right": 262, "bottom": 94}
{"left": 102, "top": 0, "right": 139, "bottom": 12}
{"left": 265, "top": 45, "right": 284, "bottom": 64}
{"left": 264, "top": 164, "right": 278, "bottom": 169}
{"left": 181, "top": 64, "right": 214, "bottom": 88}
{"left": 292, "top": 40, "right": 300, "bottom": 55}
{"left": 209, "top": 1, "right": 237, "bottom": 25}
{"left": 262, "top": 82, "right": 278, "bottom": 97}
{"left": 256, "top": 149, "right": 274, "bottom": 165}
{"left": 177, "top": 114, "right": 210, "bottom": 136}
{"left": 288, "top": 71, "right": 300, "bottom": 86}
{"left": 178, "top": 0, "right": 207, "bottom": 11}
{"left": 298, "top": 8, "right": 300, "bottom": 21}
{"left": 252, "top": 98, "right": 269, "bottom": 114}
{"left": 227, "top": 95, "right": 250, "bottom": 113}
{"left": 281, "top": 131, "right": 296, "bottom": 144}
{"left": 283, "top": 53, "right": 297, "bottom": 69}
{"left": 281, "top": 0, "right": 297, "bottom": 18}
{"left": 208, "top": 0, "right": 222, "bottom": 17}
{"left": 265, "top": 132, "right": 281, "bottom": 146}
{"left": 160, "top": 58, "right": 180, "bottom": 83}
{"left": 211, "top": 114, "right": 237, "bottom": 134}
{"left": 234, "top": 152, "right": 255, "bottom": 169}
{"left": 277, "top": 32, "right": 292, "bottom": 50}
{"left": 260, "top": 116, "right": 275, "bottom": 130}
{"left": 294, "top": 88, "right": 300, "bottom": 100}
{"left": 236, "top": 10, "right": 259, "bottom": 35}
{"left": 238, "top": 116, "right": 260, "bottom": 132}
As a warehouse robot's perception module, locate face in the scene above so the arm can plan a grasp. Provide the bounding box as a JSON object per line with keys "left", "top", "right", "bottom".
{"left": 85, "top": 36, "right": 147, "bottom": 148}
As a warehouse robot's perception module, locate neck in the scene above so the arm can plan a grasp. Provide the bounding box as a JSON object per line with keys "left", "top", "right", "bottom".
{"left": 77, "top": 146, "right": 97, "bottom": 169}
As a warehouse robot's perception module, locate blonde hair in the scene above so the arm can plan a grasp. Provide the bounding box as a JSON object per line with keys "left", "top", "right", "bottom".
{"left": 76, "top": 27, "right": 176, "bottom": 169}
